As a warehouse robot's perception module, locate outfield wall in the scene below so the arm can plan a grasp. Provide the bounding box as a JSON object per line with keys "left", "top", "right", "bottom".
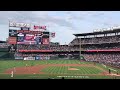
{"left": 0, "top": 52, "right": 15, "bottom": 60}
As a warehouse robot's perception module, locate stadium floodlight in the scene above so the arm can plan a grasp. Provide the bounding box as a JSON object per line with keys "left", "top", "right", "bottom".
{"left": 79, "top": 37, "right": 81, "bottom": 60}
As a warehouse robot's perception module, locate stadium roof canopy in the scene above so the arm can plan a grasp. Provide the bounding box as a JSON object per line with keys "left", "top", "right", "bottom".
{"left": 74, "top": 29, "right": 120, "bottom": 37}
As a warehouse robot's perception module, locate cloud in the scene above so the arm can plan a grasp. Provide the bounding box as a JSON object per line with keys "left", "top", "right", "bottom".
{"left": 0, "top": 11, "right": 106, "bottom": 31}
{"left": 0, "top": 11, "right": 77, "bottom": 30}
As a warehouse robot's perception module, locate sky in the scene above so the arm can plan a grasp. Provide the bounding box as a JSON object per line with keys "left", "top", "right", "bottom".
{"left": 0, "top": 11, "right": 120, "bottom": 44}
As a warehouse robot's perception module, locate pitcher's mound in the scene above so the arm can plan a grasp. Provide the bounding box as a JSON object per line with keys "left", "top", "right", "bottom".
{"left": 68, "top": 68, "right": 79, "bottom": 70}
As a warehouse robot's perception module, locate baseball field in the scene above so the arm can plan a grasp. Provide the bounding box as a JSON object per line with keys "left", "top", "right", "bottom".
{"left": 0, "top": 60, "right": 120, "bottom": 79}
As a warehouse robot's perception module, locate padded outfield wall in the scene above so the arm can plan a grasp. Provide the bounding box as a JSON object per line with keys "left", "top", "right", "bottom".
{"left": 0, "top": 48, "right": 14, "bottom": 60}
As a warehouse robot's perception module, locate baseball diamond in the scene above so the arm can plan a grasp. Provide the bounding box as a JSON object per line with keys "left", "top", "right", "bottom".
{"left": 0, "top": 60, "right": 120, "bottom": 79}
{"left": 1, "top": 11, "right": 120, "bottom": 79}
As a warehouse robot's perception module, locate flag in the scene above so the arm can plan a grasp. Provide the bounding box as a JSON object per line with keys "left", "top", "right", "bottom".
{"left": 51, "top": 32, "right": 55, "bottom": 38}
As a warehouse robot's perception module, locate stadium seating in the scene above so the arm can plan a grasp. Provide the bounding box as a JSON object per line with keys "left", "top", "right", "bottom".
{"left": 83, "top": 53, "right": 120, "bottom": 68}
{"left": 70, "top": 35, "right": 120, "bottom": 45}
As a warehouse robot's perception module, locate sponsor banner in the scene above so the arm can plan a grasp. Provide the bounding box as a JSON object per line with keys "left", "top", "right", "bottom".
{"left": 15, "top": 56, "right": 23, "bottom": 60}
{"left": 35, "top": 56, "right": 40, "bottom": 60}
{"left": 51, "top": 32, "right": 55, "bottom": 38}
{"left": 8, "top": 37, "right": 17, "bottom": 44}
{"left": 42, "top": 38, "right": 49, "bottom": 44}
{"left": 24, "top": 57, "right": 35, "bottom": 60}
{"left": 34, "top": 25, "right": 46, "bottom": 30}
{"left": 9, "top": 22, "right": 30, "bottom": 28}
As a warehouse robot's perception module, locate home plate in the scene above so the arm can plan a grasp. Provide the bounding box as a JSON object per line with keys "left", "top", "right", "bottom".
{"left": 68, "top": 68, "right": 79, "bottom": 70}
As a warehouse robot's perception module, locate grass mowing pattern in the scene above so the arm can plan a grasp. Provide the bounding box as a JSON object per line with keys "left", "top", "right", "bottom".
{"left": 95, "top": 63, "right": 120, "bottom": 74}
{"left": 42, "top": 66, "right": 102, "bottom": 75}
{"left": 0, "top": 60, "right": 120, "bottom": 79}
{"left": 0, "top": 60, "right": 89, "bottom": 73}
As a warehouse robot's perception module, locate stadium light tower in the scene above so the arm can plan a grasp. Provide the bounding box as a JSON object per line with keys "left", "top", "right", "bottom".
{"left": 79, "top": 37, "right": 81, "bottom": 60}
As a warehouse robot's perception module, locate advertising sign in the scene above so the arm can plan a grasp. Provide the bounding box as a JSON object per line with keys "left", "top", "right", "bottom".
{"left": 35, "top": 56, "right": 40, "bottom": 60}
{"left": 9, "top": 22, "right": 30, "bottom": 28}
{"left": 8, "top": 37, "right": 17, "bottom": 44}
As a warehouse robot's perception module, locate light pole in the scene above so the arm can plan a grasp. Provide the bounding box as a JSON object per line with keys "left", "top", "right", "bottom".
{"left": 79, "top": 37, "right": 81, "bottom": 60}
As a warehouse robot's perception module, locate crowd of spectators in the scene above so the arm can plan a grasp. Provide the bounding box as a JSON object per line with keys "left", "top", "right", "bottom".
{"left": 50, "top": 45, "right": 79, "bottom": 51}
{"left": 17, "top": 44, "right": 50, "bottom": 50}
{"left": 82, "top": 44, "right": 120, "bottom": 50}
{"left": 16, "top": 35, "right": 120, "bottom": 52}
{"left": 70, "top": 35, "right": 120, "bottom": 45}
{"left": 16, "top": 43, "right": 120, "bottom": 51}
{"left": 16, "top": 44, "right": 80, "bottom": 51}
{"left": 0, "top": 43, "right": 9, "bottom": 48}
{"left": 83, "top": 54, "right": 120, "bottom": 68}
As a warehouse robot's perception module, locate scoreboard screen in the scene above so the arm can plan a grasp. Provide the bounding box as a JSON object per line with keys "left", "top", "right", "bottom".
{"left": 8, "top": 30, "right": 50, "bottom": 45}
{"left": 17, "top": 33, "right": 42, "bottom": 44}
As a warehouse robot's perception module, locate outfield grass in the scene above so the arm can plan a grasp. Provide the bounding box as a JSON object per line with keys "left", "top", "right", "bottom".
{"left": 0, "top": 60, "right": 120, "bottom": 79}
{"left": 96, "top": 63, "right": 120, "bottom": 74}
{"left": 0, "top": 60, "right": 89, "bottom": 73}
{"left": 42, "top": 66, "right": 102, "bottom": 75}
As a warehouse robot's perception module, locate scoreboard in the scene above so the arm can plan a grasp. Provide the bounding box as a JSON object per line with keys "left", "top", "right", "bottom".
{"left": 8, "top": 30, "right": 50, "bottom": 45}
{"left": 8, "top": 22, "right": 54, "bottom": 45}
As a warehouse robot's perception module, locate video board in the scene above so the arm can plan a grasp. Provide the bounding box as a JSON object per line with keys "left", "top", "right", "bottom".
{"left": 17, "top": 33, "right": 42, "bottom": 44}
{"left": 8, "top": 29, "right": 50, "bottom": 45}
